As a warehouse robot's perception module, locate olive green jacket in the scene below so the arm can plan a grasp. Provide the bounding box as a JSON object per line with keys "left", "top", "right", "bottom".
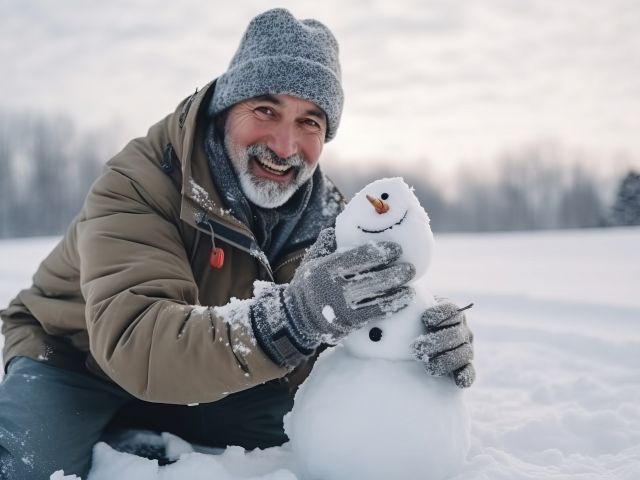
{"left": 0, "top": 81, "right": 343, "bottom": 404}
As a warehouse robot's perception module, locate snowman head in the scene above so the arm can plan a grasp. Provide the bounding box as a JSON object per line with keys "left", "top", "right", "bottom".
{"left": 335, "top": 177, "right": 434, "bottom": 281}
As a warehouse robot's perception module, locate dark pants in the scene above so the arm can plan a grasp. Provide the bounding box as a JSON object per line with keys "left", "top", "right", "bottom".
{"left": 0, "top": 357, "right": 294, "bottom": 480}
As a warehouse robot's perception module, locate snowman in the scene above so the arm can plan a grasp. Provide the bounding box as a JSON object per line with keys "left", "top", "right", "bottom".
{"left": 285, "top": 177, "right": 470, "bottom": 480}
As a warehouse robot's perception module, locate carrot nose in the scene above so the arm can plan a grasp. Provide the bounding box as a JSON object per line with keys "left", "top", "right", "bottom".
{"left": 366, "top": 195, "right": 390, "bottom": 214}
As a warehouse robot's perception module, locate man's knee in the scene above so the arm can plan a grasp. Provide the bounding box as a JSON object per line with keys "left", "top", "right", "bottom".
{"left": 0, "top": 357, "right": 129, "bottom": 478}
{"left": 0, "top": 426, "right": 69, "bottom": 480}
{"left": 0, "top": 446, "right": 17, "bottom": 480}
{"left": 0, "top": 442, "right": 44, "bottom": 480}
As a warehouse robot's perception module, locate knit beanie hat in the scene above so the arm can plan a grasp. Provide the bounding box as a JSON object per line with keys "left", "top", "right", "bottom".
{"left": 210, "top": 8, "right": 343, "bottom": 141}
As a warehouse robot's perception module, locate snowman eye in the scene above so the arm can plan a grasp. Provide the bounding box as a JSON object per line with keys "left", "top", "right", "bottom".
{"left": 381, "top": 193, "right": 389, "bottom": 200}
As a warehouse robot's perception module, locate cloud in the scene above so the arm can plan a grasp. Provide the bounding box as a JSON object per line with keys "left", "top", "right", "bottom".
{"left": 1, "top": 0, "right": 639, "bottom": 175}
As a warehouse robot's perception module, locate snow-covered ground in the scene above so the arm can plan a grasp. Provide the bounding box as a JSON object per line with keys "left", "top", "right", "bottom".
{"left": 1, "top": 227, "right": 639, "bottom": 479}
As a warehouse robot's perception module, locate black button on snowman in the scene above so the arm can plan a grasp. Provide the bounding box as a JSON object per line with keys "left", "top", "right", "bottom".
{"left": 369, "top": 326, "right": 383, "bottom": 342}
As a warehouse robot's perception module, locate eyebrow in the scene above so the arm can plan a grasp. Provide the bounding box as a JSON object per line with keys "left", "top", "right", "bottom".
{"left": 251, "top": 95, "right": 326, "bottom": 121}
{"left": 252, "top": 94, "right": 280, "bottom": 105}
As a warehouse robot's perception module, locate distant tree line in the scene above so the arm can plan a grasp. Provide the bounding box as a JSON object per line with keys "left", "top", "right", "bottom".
{"left": 0, "top": 110, "right": 106, "bottom": 238}
{"left": 0, "top": 110, "right": 638, "bottom": 238}
{"left": 327, "top": 144, "right": 639, "bottom": 232}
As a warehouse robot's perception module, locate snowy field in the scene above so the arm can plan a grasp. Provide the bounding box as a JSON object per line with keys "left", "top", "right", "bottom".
{"left": 1, "top": 227, "right": 639, "bottom": 479}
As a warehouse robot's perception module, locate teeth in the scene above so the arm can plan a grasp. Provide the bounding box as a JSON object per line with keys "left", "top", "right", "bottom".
{"left": 255, "top": 157, "right": 292, "bottom": 175}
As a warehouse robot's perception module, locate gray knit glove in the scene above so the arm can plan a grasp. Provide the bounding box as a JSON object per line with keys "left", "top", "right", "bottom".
{"left": 411, "top": 298, "right": 476, "bottom": 388}
{"left": 251, "top": 228, "right": 416, "bottom": 367}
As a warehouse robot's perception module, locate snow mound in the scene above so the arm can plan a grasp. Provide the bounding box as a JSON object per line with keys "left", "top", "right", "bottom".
{"left": 87, "top": 442, "right": 297, "bottom": 480}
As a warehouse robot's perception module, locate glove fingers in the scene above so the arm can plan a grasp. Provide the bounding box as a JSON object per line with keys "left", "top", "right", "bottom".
{"left": 332, "top": 241, "right": 402, "bottom": 276}
{"left": 453, "top": 363, "right": 476, "bottom": 389}
{"left": 377, "top": 286, "right": 415, "bottom": 314}
{"left": 303, "top": 227, "right": 337, "bottom": 263}
{"left": 423, "top": 342, "right": 474, "bottom": 377}
{"left": 421, "top": 301, "right": 465, "bottom": 329}
{"left": 411, "top": 322, "right": 472, "bottom": 359}
{"left": 379, "top": 287, "right": 416, "bottom": 315}
{"left": 345, "top": 262, "right": 415, "bottom": 305}
{"left": 355, "top": 286, "right": 415, "bottom": 318}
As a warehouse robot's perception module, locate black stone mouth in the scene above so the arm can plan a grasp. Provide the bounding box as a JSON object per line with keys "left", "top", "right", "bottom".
{"left": 357, "top": 210, "right": 408, "bottom": 234}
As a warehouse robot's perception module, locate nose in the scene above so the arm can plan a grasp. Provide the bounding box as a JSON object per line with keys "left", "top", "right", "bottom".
{"left": 366, "top": 195, "right": 390, "bottom": 214}
{"left": 266, "top": 122, "right": 299, "bottom": 159}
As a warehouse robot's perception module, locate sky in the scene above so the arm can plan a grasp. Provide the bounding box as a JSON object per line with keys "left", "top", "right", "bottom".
{"left": 2, "top": 0, "right": 640, "bottom": 178}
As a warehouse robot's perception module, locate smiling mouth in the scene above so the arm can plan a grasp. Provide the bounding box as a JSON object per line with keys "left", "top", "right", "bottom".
{"left": 252, "top": 155, "right": 295, "bottom": 176}
{"left": 357, "top": 210, "right": 408, "bottom": 233}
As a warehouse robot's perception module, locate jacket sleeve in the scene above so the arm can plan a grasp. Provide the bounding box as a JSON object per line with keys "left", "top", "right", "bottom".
{"left": 77, "top": 134, "right": 288, "bottom": 404}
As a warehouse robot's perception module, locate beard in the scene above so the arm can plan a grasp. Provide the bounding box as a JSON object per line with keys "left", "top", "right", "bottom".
{"left": 224, "top": 136, "right": 317, "bottom": 209}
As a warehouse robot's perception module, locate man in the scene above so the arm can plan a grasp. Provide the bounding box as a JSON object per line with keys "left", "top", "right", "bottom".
{"left": 0, "top": 8, "right": 474, "bottom": 479}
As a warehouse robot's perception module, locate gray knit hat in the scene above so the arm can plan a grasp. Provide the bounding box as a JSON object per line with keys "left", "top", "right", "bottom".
{"left": 210, "top": 8, "right": 343, "bottom": 141}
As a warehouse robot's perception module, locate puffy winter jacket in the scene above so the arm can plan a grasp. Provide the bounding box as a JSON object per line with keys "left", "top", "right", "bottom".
{"left": 0, "top": 80, "right": 343, "bottom": 404}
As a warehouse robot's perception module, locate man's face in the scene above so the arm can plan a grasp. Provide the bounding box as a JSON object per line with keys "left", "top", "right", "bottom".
{"left": 223, "top": 94, "right": 327, "bottom": 208}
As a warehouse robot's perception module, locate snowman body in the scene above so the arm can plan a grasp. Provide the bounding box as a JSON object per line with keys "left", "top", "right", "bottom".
{"left": 285, "top": 178, "right": 469, "bottom": 480}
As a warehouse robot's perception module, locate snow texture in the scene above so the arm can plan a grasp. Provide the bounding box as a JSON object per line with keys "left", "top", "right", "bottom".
{"left": 188, "top": 179, "right": 215, "bottom": 213}
{"left": 50, "top": 471, "right": 80, "bottom": 480}
{"left": 212, "top": 296, "right": 258, "bottom": 353}
{"left": 213, "top": 297, "right": 253, "bottom": 332}
{"left": 188, "top": 179, "right": 232, "bottom": 218}
{"left": 321, "top": 305, "right": 335, "bottom": 323}
{"left": 87, "top": 442, "right": 297, "bottom": 480}
{"left": 0, "top": 226, "right": 638, "bottom": 479}
{"left": 248, "top": 246, "right": 271, "bottom": 271}
{"left": 320, "top": 186, "right": 343, "bottom": 218}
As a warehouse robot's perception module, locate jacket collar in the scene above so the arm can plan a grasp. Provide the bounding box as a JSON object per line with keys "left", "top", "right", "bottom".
{"left": 166, "top": 80, "right": 259, "bottom": 235}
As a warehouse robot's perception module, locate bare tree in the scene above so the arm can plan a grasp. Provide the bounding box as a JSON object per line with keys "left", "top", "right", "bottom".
{"left": 0, "top": 110, "right": 107, "bottom": 238}
{"left": 450, "top": 141, "right": 610, "bottom": 231}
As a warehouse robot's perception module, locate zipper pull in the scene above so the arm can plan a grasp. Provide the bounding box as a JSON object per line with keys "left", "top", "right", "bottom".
{"left": 210, "top": 247, "right": 224, "bottom": 269}
{"left": 205, "top": 221, "right": 225, "bottom": 269}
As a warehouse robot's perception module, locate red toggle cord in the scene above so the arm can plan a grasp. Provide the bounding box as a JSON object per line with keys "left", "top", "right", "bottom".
{"left": 205, "top": 220, "right": 225, "bottom": 269}
{"left": 210, "top": 247, "right": 225, "bottom": 269}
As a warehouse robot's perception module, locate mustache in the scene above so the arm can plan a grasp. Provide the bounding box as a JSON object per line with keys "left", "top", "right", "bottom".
{"left": 245, "top": 144, "right": 305, "bottom": 168}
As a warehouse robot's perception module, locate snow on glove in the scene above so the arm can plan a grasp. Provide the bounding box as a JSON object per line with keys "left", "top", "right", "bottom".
{"left": 411, "top": 298, "right": 476, "bottom": 388}
{"left": 251, "top": 227, "right": 416, "bottom": 368}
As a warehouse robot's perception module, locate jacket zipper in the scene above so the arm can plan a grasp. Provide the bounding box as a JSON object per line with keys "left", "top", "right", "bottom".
{"left": 272, "top": 251, "right": 306, "bottom": 276}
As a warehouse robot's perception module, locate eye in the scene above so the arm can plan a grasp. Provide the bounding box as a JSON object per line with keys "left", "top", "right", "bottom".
{"left": 255, "top": 106, "right": 274, "bottom": 116}
{"left": 302, "top": 118, "right": 321, "bottom": 129}
{"left": 381, "top": 193, "right": 389, "bottom": 200}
